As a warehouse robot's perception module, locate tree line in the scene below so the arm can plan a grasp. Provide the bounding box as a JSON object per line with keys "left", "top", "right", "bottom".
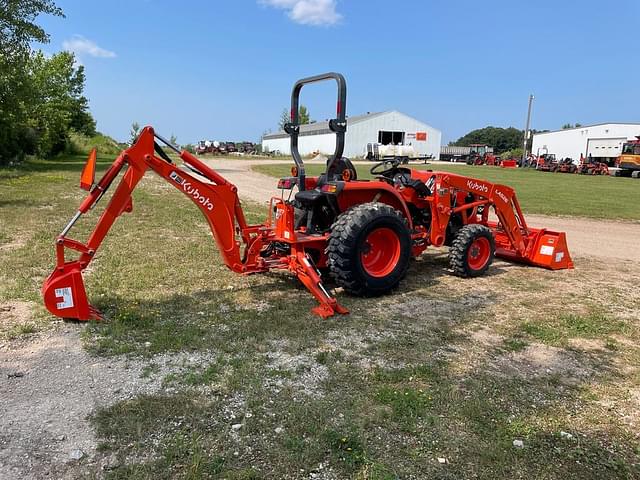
{"left": 0, "top": 0, "right": 98, "bottom": 165}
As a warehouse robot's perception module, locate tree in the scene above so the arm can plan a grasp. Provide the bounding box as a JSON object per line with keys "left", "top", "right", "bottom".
{"left": 562, "top": 123, "right": 582, "bottom": 130}
{"left": 169, "top": 134, "right": 178, "bottom": 146}
{"left": 299, "top": 105, "right": 310, "bottom": 125}
{"left": 0, "top": 0, "right": 64, "bottom": 55}
{"left": 27, "top": 50, "right": 95, "bottom": 156}
{"left": 278, "top": 109, "right": 289, "bottom": 130}
{"left": 129, "top": 122, "right": 140, "bottom": 145}
{"left": 0, "top": 0, "right": 64, "bottom": 164}
{"left": 277, "top": 105, "right": 310, "bottom": 130}
{"left": 451, "top": 126, "right": 523, "bottom": 154}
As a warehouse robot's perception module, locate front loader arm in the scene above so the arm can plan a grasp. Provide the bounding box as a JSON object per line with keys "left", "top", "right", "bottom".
{"left": 42, "top": 127, "right": 264, "bottom": 321}
{"left": 429, "top": 172, "right": 573, "bottom": 270}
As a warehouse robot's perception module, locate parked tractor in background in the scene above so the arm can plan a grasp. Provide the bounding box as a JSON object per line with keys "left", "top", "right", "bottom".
{"left": 577, "top": 154, "right": 610, "bottom": 176}
{"left": 238, "top": 142, "right": 257, "bottom": 154}
{"left": 467, "top": 151, "right": 501, "bottom": 166}
{"left": 195, "top": 140, "right": 224, "bottom": 155}
{"left": 42, "top": 72, "right": 573, "bottom": 323}
{"left": 615, "top": 137, "right": 640, "bottom": 178}
{"left": 536, "top": 154, "right": 557, "bottom": 172}
{"left": 555, "top": 158, "right": 577, "bottom": 174}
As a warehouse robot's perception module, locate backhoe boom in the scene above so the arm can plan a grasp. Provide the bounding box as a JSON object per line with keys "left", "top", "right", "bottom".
{"left": 42, "top": 127, "right": 347, "bottom": 321}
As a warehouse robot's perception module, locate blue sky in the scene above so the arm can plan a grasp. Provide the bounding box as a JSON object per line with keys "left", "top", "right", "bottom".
{"left": 38, "top": 0, "right": 639, "bottom": 144}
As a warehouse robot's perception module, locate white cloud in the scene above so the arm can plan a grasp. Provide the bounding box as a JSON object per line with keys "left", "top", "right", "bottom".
{"left": 62, "top": 35, "right": 116, "bottom": 62}
{"left": 260, "top": 0, "right": 342, "bottom": 26}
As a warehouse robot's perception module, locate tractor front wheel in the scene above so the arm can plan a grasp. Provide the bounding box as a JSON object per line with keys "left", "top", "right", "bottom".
{"left": 328, "top": 203, "right": 411, "bottom": 296}
{"left": 449, "top": 224, "right": 495, "bottom": 277}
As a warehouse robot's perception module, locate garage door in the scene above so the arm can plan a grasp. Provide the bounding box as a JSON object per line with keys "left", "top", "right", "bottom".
{"left": 586, "top": 138, "right": 626, "bottom": 158}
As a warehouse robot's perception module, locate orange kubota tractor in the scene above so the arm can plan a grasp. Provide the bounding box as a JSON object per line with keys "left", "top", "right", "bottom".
{"left": 42, "top": 73, "right": 573, "bottom": 321}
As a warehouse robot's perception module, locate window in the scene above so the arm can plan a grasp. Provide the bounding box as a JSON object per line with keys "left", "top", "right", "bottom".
{"left": 622, "top": 143, "right": 640, "bottom": 155}
{"left": 378, "top": 131, "right": 405, "bottom": 145}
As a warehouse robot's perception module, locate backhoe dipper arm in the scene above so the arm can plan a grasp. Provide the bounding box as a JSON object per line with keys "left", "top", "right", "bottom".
{"left": 42, "top": 127, "right": 264, "bottom": 321}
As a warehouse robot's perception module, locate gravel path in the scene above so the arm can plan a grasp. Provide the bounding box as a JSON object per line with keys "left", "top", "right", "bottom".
{"left": 0, "top": 323, "right": 217, "bottom": 479}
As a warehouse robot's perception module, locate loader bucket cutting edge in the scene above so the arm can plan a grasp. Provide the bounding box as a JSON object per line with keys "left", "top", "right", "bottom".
{"left": 42, "top": 262, "right": 103, "bottom": 321}
{"left": 489, "top": 222, "right": 574, "bottom": 270}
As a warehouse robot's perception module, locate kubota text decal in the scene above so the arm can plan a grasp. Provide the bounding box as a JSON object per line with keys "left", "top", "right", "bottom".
{"left": 170, "top": 171, "right": 214, "bottom": 211}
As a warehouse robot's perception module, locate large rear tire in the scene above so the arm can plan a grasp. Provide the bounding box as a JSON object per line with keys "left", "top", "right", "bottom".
{"left": 449, "top": 224, "right": 495, "bottom": 278}
{"left": 328, "top": 203, "right": 411, "bottom": 296}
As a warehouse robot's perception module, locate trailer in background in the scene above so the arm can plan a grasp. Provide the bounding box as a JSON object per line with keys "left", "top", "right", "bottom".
{"left": 440, "top": 144, "right": 493, "bottom": 162}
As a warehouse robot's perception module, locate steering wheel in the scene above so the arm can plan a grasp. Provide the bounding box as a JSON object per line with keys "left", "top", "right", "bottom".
{"left": 370, "top": 158, "right": 401, "bottom": 178}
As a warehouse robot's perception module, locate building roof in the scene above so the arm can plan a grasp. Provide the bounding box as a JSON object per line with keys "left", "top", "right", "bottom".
{"left": 533, "top": 122, "right": 640, "bottom": 136}
{"left": 262, "top": 111, "right": 389, "bottom": 140}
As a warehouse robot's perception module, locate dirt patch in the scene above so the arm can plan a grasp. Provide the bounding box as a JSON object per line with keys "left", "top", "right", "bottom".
{"left": 0, "top": 325, "right": 221, "bottom": 479}
{"left": 0, "top": 301, "right": 34, "bottom": 329}
{"left": 263, "top": 349, "right": 329, "bottom": 398}
{"left": 385, "top": 292, "right": 492, "bottom": 319}
{"left": 496, "top": 343, "right": 598, "bottom": 383}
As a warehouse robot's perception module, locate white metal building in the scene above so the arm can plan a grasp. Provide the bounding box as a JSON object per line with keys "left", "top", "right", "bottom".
{"left": 262, "top": 111, "right": 442, "bottom": 159}
{"left": 532, "top": 123, "right": 640, "bottom": 165}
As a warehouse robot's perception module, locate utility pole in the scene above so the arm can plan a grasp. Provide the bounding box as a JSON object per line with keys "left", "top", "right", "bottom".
{"left": 522, "top": 94, "right": 534, "bottom": 165}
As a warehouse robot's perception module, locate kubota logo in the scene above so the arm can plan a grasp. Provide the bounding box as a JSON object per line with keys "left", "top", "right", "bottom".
{"left": 466, "top": 180, "right": 488, "bottom": 193}
{"left": 169, "top": 171, "right": 213, "bottom": 210}
{"left": 183, "top": 182, "right": 214, "bottom": 211}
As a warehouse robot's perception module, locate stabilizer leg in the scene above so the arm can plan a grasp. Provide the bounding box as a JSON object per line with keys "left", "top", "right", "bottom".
{"left": 292, "top": 252, "right": 349, "bottom": 319}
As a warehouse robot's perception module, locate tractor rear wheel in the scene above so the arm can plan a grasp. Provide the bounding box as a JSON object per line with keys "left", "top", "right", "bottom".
{"left": 449, "top": 224, "right": 495, "bottom": 277}
{"left": 328, "top": 203, "right": 411, "bottom": 296}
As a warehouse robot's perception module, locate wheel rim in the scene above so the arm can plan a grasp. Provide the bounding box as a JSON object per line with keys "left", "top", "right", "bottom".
{"left": 361, "top": 227, "right": 401, "bottom": 277}
{"left": 467, "top": 237, "right": 491, "bottom": 271}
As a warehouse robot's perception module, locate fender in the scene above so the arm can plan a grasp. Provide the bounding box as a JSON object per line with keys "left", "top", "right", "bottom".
{"left": 338, "top": 181, "right": 414, "bottom": 228}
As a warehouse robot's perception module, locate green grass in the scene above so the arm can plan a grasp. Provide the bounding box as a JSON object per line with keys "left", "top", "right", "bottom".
{"left": 520, "top": 312, "right": 632, "bottom": 347}
{"left": 252, "top": 162, "right": 640, "bottom": 221}
{"left": 2, "top": 156, "right": 640, "bottom": 479}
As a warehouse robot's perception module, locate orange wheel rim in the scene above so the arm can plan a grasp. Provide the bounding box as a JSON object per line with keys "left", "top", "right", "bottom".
{"left": 467, "top": 237, "right": 491, "bottom": 270}
{"left": 361, "top": 227, "right": 401, "bottom": 277}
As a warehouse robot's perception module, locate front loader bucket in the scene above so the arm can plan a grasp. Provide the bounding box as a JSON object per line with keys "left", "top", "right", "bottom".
{"left": 492, "top": 226, "right": 574, "bottom": 270}
{"left": 42, "top": 261, "right": 102, "bottom": 321}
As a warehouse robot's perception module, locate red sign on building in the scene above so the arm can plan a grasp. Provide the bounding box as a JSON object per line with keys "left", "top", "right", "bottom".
{"left": 416, "top": 132, "right": 427, "bottom": 141}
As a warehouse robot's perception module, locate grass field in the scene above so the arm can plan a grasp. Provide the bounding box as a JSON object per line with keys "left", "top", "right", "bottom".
{"left": 252, "top": 162, "right": 640, "bottom": 221}
{"left": 2, "top": 156, "right": 640, "bottom": 479}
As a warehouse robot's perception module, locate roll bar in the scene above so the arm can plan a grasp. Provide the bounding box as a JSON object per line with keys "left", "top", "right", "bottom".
{"left": 284, "top": 72, "right": 347, "bottom": 191}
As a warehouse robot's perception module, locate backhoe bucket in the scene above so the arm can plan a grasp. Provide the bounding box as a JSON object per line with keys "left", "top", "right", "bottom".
{"left": 42, "top": 261, "right": 102, "bottom": 321}
{"left": 492, "top": 226, "right": 574, "bottom": 270}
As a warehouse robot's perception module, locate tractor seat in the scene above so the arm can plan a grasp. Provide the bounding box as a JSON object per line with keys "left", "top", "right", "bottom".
{"left": 295, "top": 188, "right": 324, "bottom": 206}
{"left": 294, "top": 158, "right": 357, "bottom": 207}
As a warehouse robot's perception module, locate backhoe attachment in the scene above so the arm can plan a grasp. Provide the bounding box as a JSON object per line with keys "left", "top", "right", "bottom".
{"left": 42, "top": 127, "right": 348, "bottom": 321}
